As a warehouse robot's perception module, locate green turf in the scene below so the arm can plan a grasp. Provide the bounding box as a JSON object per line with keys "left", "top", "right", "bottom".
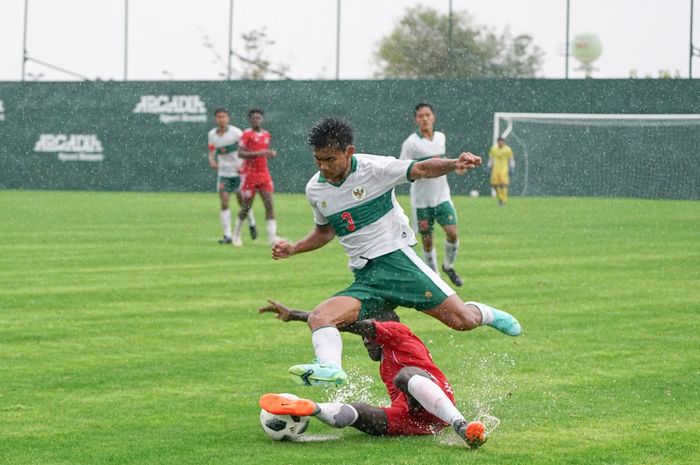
{"left": 1, "top": 190, "right": 698, "bottom": 465}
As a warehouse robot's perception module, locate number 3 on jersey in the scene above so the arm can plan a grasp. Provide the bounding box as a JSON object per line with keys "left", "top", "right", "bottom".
{"left": 341, "top": 211, "right": 355, "bottom": 232}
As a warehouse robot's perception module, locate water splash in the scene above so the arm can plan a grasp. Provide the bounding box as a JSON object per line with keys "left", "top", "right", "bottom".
{"left": 324, "top": 370, "right": 384, "bottom": 405}
{"left": 451, "top": 351, "right": 517, "bottom": 427}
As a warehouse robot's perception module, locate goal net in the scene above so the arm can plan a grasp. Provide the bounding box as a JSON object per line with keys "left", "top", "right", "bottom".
{"left": 492, "top": 113, "right": 700, "bottom": 199}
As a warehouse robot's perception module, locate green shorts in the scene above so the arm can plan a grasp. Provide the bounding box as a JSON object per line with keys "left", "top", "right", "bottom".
{"left": 414, "top": 201, "right": 457, "bottom": 235}
{"left": 217, "top": 175, "right": 241, "bottom": 193}
{"left": 334, "top": 247, "right": 455, "bottom": 320}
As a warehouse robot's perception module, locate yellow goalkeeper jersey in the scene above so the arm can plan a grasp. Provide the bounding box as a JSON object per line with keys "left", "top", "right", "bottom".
{"left": 489, "top": 144, "right": 514, "bottom": 174}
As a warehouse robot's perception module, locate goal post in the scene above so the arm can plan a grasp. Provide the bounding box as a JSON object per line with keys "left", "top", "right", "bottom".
{"left": 491, "top": 113, "right": 700, "bottom": 199}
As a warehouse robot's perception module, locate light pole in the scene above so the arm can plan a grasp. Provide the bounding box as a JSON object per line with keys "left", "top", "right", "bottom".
{"left": 565, "top": 0, "right": 570, "bottom": 79}
{"left": 124, "top": 0, "right": 128, "bottom": 80}
{"left": 228, "top": 0, "right": 234, "bottom": 80}
{"left": 21, "top": 0, "right": 29, "bottom": 81}
{"left": 336, "top": 0, "right": 341, "bottom": 79}
{"left": 691, "top": 0, "right": 699, "bottom": 78}
{"left": 448, "top": 0, "right": 453, "bottom": 69}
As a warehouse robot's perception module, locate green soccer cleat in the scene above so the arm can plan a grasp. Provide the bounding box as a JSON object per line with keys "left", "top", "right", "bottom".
{"left": 289, "top": 362, "right": 348, "bottom": 387}
{"left": 489, "top": 308, "right": 522, "bottom": 336}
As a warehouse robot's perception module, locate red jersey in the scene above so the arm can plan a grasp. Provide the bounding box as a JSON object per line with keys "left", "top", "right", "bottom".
{"left": 374, "top": 321, "right": 455, "bottom": 408}
{"left": 240, "top": 128, "right": 272, "bottom": 178}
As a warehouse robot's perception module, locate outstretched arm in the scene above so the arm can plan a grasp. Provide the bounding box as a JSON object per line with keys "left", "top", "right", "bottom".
{"left": 410, "top": 152, "right": 482, "bottom": 180}
{"left": 258, "top": 299, "right": 310, "bottom": 322}
{"left": 341, "top": 320, "right": 377, "bottom": 339}
{"left": 259, "top": 301, "right": 377, "bottom": 340}
{"left": 271, "top": 224, "right": 335, "bottom": 260}
{"left": 238, "top": 148, "right": 276, "bottom": 159}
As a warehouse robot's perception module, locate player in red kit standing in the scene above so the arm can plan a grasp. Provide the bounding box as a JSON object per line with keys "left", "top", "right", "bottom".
{"left": 233, "top": 109, "right": 278, "bottom": 246}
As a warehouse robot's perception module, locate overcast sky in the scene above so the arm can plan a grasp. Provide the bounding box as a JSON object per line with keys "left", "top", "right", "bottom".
{"left": 0, "top": 0, "right": 697, "bottom": 81}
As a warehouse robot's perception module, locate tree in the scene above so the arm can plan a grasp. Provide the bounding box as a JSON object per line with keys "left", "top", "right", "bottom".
{"left": 374, "top": 6, "right": 543, "bottom": 78}
{"left": 202, "top": 27, "right": 291, "bottom": 80}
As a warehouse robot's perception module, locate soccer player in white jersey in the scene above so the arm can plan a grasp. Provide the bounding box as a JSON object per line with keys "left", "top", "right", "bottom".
{"left": 400, "top": 103, "right": 462, "bottom": 286}
{"left": 272, "top": 118, "right": 522, "bottom": 386}
{"left": 207, "top": 108, "right": 256, "bottom": 245}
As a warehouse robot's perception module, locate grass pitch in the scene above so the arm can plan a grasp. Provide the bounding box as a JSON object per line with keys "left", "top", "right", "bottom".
{"left": 1, "top": 190, "right": 698, "bottom": 465}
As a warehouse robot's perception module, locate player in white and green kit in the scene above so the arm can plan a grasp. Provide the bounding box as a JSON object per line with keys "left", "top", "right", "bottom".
{"left": 272, "top": 118, "right": 522, "bottom": 387}
{"left": 400, "top": 103, "right": 462, "bottom": 286}
{"left": 207, "top": 108, "right": 256, "bottom": 245}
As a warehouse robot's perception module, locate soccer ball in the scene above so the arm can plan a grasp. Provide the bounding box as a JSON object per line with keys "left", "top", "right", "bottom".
{"left": 260, "top": 410, "right": 309, "bottom": 441}
{"left": 259, "top": 394, "right": 309, "bottom": 441}
{"left": 469, "top": 189, "right": 480, "bottom": 198}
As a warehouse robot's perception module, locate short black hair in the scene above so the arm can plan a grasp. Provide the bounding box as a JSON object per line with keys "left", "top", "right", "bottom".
{"left": 497, "top": 137, "right": 505, "bottom": 142}
{"left": 307, "top": 117, "right": 354, "bottom": 151}
{"left": 414, "top": 102, "right": 435, "bottom": 116}
{"left": 248, "top": 108, "right": 264, "bottom": 117}
{"left": 214, "top": 108, "right": 229, "bottom": 116}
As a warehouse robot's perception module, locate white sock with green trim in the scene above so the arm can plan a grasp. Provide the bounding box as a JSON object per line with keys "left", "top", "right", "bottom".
{"left": 220, "top": 209, "right": 231, "bottom": 238}
{"left": 407, "top": 375, "right": 465, "bottom": 426}
{"left": 443, "top": 240, "right": 459, "bottom": 269}
{"left": 423, "top": 248, "right": 438, "bottom": 271}
{"left": 312, "top": 326, "right": 343, "bottom": 367}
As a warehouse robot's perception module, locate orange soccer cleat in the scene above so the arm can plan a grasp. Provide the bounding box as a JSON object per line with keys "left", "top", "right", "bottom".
{"left": 259, "top": 393, "right": 318, "bottom": 417}
{"left": 455, "top": 419, "right": 487, "bottom": 449}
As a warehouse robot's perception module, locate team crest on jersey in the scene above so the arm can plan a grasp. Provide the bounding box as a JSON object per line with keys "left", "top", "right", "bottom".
{"left": 351, "top": 185, "right": 367, "bottom": 201}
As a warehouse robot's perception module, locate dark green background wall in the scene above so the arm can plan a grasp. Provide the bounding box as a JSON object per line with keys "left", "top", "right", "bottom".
{"left": 1, "top": 79, "right": 698, "bottom": 198}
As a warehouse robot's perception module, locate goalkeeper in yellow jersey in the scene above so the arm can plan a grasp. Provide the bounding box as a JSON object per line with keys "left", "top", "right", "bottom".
{"left": 486, "top": 137, "right": 515, "bottom": 206}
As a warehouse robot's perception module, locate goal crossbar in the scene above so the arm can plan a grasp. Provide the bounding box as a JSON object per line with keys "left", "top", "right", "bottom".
{"left": 493, "top": 112, "right": 700, "bottom": 143}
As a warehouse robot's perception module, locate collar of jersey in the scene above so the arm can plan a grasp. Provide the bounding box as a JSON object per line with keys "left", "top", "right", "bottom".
{"left": 216, "top": 125, "right": 232, "bottom": 135}
{"left": 318, "top": 156, "right": 357, "bottom": 186}
{"left": 416, "top": 130, "right": 436, "bottom": 140}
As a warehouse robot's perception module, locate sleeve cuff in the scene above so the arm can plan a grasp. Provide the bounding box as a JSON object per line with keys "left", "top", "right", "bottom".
{"left": 406, "top": 160, "right": 417, "bottom": 182}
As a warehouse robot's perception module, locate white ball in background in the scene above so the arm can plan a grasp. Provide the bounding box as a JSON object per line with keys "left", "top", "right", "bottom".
{"left": 469, "top": 190, "right": 480, "bottom": 198}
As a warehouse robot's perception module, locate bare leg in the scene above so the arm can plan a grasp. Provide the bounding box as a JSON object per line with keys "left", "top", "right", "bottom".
{"left": 420, "top": 233, "right": 438, "bottom": 271}
{"left": 424, "top": 295, "right": 522, "bottom": 336}
{"left": 220, "top": 191, "right": 230, "bottom": 210}
{"left": 307, "top": 296, "right": 362, "bottom": 331}
{"left": 442, "top": 224, "right": 458, "bottom": 243}
{"left": 259, "top": 190, "right": 277, "bottom": 244}
{"left": 237, "top": 192, "right": 253, "bottom": 220}
{"left": 259, "top": 190, "right": 275, "bottom": 220}
{"left": 423, "top": 295, "right": 481, "bottom": 331}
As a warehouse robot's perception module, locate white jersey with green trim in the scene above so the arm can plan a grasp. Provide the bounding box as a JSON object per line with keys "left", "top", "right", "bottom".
{"left": 208, "top": 125, "right": 243, "bottom": 177}
{"left": 400, "top": 131, "right": 451, "bottom": 208}
{"left": 305, "top": 154, "right": 418, "bottom": 270}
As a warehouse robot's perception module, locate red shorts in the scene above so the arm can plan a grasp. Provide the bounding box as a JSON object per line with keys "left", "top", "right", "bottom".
{"left": 381, "top": 402, "right": 448, "bottom": 436}
{"left": 241, "top": 175, "right": 274, "bottom": 198}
